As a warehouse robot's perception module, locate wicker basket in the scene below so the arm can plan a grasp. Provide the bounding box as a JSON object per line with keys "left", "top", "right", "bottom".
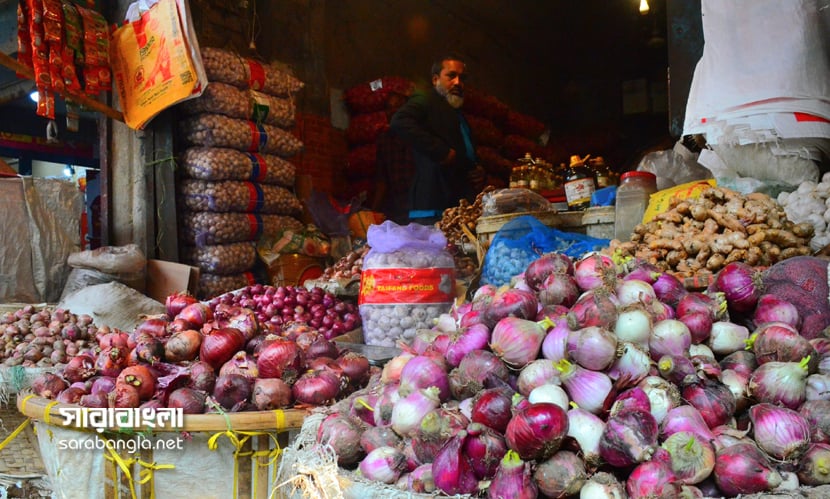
{"left": 18, "top": 395, "right": 308, "bottom": 499}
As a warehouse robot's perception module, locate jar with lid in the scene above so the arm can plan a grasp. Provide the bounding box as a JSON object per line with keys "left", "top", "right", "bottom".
{"left": 564, "top": 154, "right": 596, "bottom": 210}
{"left": 590, "top": 156, "right": 615, "bottom": 188}
{"left": 614, "top": 171, "right": 658, "bottom": 242}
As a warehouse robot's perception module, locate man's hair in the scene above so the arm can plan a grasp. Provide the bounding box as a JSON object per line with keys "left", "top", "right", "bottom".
{"left": 431, "top": 53, "right": 466, "bottom": 77}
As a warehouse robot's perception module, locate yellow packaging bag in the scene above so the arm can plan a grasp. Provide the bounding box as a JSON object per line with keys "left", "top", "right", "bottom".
{"left": 111, "top": 0, "right": 205, "bottom": 129}
{"left": 642, "top": 179, "right": 717, "bottom": 223}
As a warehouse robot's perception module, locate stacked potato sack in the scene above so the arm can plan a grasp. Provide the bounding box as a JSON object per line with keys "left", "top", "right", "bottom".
{"left": 343, "top": 77, "right": 415, "bottom": 195}
{"left": 462, "top": 87, "right": 548, "bottom": 188}
{"left": 177, "top": 47, "right": 306, "bottom": 299}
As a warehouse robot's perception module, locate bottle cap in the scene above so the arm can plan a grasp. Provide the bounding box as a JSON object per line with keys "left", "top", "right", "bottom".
{"left": 620, "top": 171, "right": 657, "bottom": 181}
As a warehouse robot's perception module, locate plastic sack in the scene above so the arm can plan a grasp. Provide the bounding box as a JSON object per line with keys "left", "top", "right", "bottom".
{"left": 359, "top": 221, "right": 455, "bottom": 347}
{"left": 305, "top": 190, "right": 352, "bottom": 237}
{"left": 697, "top": 143, "right": 820, "bottom": 195}
{"left": 481, "top": 188, "right": 553, "bottom": 217}
{"left": 637, "top": 142, "right": 712, "bottom": 191}
{"left": 67, "top": 244, "right": 146, "bottom": 275}
{"left": 481, "top": 215, "right": 609, "bottom": 286}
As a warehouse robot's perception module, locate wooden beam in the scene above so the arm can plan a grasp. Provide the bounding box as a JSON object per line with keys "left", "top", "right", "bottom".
{"left": 0, "top": 51, "right": 125, "bottom": 123}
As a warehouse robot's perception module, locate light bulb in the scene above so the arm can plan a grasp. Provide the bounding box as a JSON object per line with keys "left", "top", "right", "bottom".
{"left": 29, "top": 90, "right": 39, "bottom": 103}
{"left": 639, "top": 0, "right": 650, "bottom": 14}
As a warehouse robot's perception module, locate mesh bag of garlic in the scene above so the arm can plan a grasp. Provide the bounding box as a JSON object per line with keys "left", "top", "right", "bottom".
{"left": 181, "top": 241, "right": 258, "bottom": 275}
{"left": 178, "top": 179, "right": 303, "bottom": 215}
{"left": 180, "top": 114, "right": 304, "bottom": 157}
{"left": 179, "top": 211, "right": 305, "bottom": 246}
{"left": 179, "top": 82, "right": 296, "bottom": 128}
{"left": 200, "top": 47, "right": 304, "bottom": 97}
{"left": 180, "top": 147, "right": 295, "bottom": 186}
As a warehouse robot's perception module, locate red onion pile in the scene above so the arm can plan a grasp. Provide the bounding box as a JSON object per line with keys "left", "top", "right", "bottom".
{"left": 30, "top": 289, "right": 373, "bottom": 414}
{"left": 315, "top": 253, "right": 830, "bottom": 497}
{"left": 208, "top": 284, "right": 360, "bottom": 340}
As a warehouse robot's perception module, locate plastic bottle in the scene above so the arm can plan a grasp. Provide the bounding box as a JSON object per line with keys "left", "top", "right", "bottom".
{"left": 564, "top": 155, "right": 596, "bottom": 210}
{"left": 614, "top": 171, "right": 658, "bottom": 242}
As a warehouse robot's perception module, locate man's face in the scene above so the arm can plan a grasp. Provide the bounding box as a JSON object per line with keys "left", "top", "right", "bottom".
{"left": 433, "top": 59, "right": 466, "bottom": 109}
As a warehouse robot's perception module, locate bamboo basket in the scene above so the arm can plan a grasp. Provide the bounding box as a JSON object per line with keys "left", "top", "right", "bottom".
{"left": 17, "top": 395, "right": 308, "bottom": 499}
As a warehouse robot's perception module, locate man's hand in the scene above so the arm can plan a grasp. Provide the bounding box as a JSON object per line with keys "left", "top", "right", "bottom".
{"left": 468, "top": 164, "right": 486, "bottom": 191}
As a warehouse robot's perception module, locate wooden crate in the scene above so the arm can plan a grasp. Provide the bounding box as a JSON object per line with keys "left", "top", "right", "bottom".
{"left": 18, "top": 395, "right": 308, "bottom": 499}
{"left": 475, "top": 206, "right": 615, "bottom": 248}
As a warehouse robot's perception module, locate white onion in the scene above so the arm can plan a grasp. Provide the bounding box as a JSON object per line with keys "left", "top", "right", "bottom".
{"left": 638, "top": 375, "right": 681, "bottom": 425}
{"left": 615, "top": 279, "right": 656, "bottom": 307}
{"left": 708, "top": 321, "right": 750, "bottom": 356}
{"left": 614, "top": 306, "right": 652, "bottom": 349}
{"left": 528, "top": 383, "right": 569, "bottom": 409}
{"left": 688, "top": 343, "right": 715, "bottom": 359}
{"left": 568, "top": 407, "right": 606, "bottom": 466}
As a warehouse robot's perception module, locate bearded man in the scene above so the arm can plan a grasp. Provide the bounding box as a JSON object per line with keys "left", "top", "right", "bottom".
{"left": 390, "top": 54, "right": 486, "bottom": 225}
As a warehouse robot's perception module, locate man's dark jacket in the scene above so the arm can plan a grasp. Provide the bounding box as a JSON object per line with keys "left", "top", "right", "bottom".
{"left": 389, "top": 88, "right": 475, "bottom": 215}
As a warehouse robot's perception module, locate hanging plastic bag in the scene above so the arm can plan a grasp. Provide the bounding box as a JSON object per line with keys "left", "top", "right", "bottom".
{"left": 110, "top": 0, "right": 207, "bottom": 129}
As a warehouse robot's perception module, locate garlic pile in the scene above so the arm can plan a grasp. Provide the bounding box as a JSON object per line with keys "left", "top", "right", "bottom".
{"left": 777, "top": 172, "right": 830, "bottom": 251}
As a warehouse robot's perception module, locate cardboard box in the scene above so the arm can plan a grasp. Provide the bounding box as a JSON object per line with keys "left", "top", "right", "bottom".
{"left": 144, "top": 259, "right": 200, "bottom": 303}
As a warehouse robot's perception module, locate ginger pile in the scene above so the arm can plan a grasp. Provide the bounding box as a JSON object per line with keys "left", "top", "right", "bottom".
{"left": 609, "top": 186, "right": 813, "bottom": 277}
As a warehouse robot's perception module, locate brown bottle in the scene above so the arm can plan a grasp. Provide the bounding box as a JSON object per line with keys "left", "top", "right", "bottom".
{"left": 564, "top": 155, "right": 596, "bottom": 210}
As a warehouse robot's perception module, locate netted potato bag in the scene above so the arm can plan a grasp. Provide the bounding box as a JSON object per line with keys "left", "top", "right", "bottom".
{"left": 180, "top": 114, "right": 303, "bottom": 157}
{"left": 198, "top": 272, "right": 255, "bottom": 300}
{"left": 178, "top": 179, "right": 303, "bottom": 215}
{"left": 182, "top": 241, "right": 257, "bottom": 275}
{"left": 200, "top": 47, "right": 304, "bottom": 97}
{"left": 179, "top": 82, "right": 296, "bottom": 128}
{"left": 179, "top": 211, "right": 304, "bottom": 246}
{"left": 181, "top": 147, "right": 295, "bottom": 186}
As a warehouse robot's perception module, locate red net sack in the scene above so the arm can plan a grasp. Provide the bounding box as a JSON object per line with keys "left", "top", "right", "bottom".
{"left": 504, "top": 110, "right": 546, "bottom": 141}
{"left": 346, "top": 144, "right": 377, "bottom": 177}
{"left": 462, "top": 87, "right": 509, "bottom": 124}
{"left": 467, "top": 114, "right": 504, "bottom": 148}
{"left": 343, "top": 76, "right": 414, "bottom": 114}
{"left": 346, "top": 111, "right": 389, "bottom": 146}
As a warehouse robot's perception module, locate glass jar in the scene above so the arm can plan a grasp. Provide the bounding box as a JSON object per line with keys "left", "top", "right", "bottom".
{"left": 614, "top": 171, "right": 658, "bottom": 242}
{"left": 564, "top": 155, "right": 596, "bottom": 211}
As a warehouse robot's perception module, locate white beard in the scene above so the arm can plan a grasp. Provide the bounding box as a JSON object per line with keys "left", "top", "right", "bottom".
{"left": 436, "top": 84, "right": 464, "bottom": 109}
{"left": 446, "top": 94, "right": 464, "bottom": 109}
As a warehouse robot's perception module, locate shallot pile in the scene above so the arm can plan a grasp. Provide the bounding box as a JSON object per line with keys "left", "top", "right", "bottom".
{"left": 316, "top": 252, "right": 830, "bottom": 498}
{"left": 30, "top": 287, "right": 372, "bottom": 413}
{"left": 207, "top": 284, "right": 361, "bottom": 340}
{"left": 0, "top": 305, "right": 98, "bottom": 367}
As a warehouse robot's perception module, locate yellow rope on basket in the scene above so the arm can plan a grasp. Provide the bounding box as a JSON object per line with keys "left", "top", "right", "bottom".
{"left": 0, "top": 418, "right": 31, "bottom": 452}
{"left": 273, "top": 409, "right": 285, "bottom": 431}
{"left": 208, "top": 428, "right": 284, "bottom": 499}
{"left": 136, "top": 459, "right": 176, "bottom": 499}
{"left": 18, "top": 393, "right": 36, "bottom": 415}
{"left": 104, "top": 441, "right": 138, "bottom": 499}
{"left": 42, "top": 401, "right": 59, "bottom": 425}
